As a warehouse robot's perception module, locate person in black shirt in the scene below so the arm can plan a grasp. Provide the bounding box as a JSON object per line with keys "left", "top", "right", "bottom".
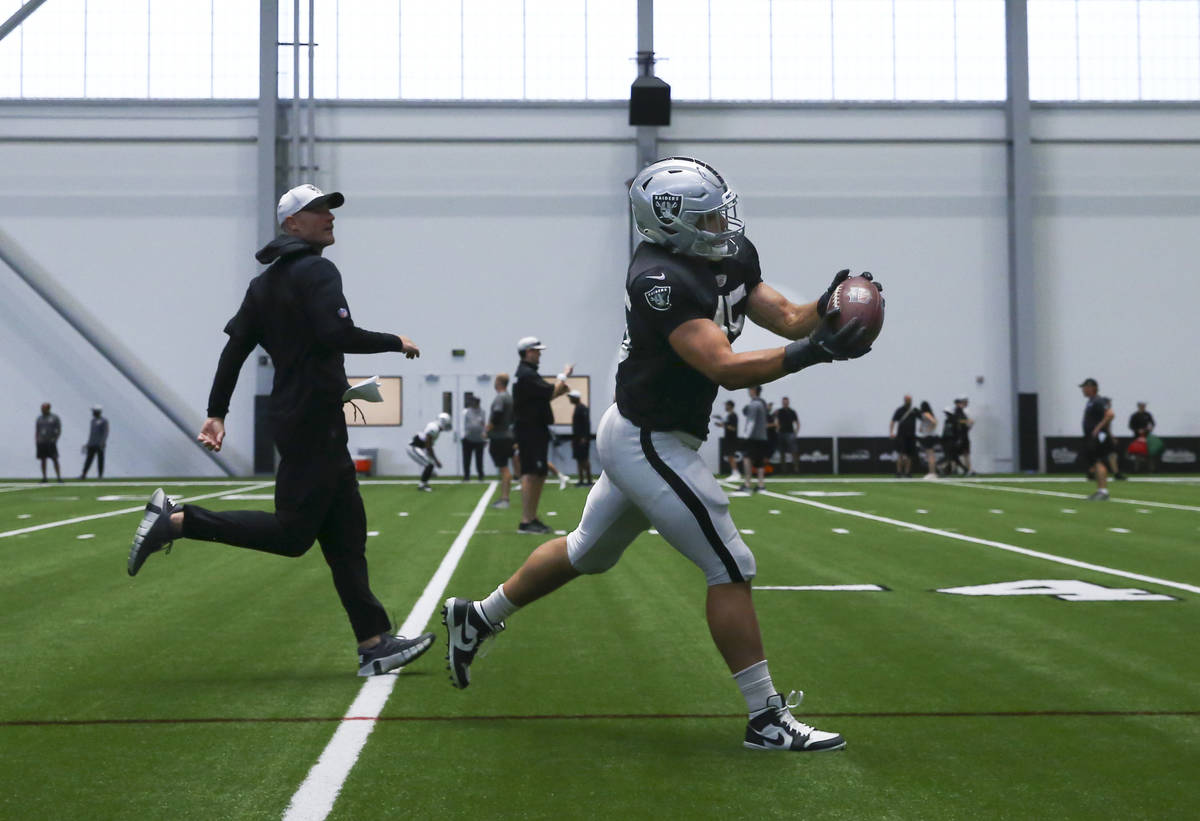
{"left": 512, "top": 336, "right": 574, "bottom": 534}
{"left": 1129, "top": 401, "right": 1155, "bottom": 438}
{"left": 1127, "top": 401, "right": 1157, "bottom": 472}
{"left": 889, "top": 395, "right": 917, "bottom": 477}
{"left": 126, "top": 184, "right": 435, "bottom": 677}
{"left": 568, "top": 391, "right": 592, "bottom": 486}
{"left": 1080, "top": 377, "right": 1115, "bottom": 500}
{"left": 713, "top": 400, "right": 741, "bottom": 478}
{"left": 444, "top": 157, "right": 879, "bottom": 753}
{"left": 35, "top": 402, "right": 62, "bottom": 483}
{"left": 774, "top": 396, "right": 800, "bottom": 473}
{"left": 80, "top": 406, "right": 109, "bottom": 479}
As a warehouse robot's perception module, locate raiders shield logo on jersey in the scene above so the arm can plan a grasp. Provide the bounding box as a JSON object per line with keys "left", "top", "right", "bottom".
{"left": 652, "top": 194, "right": 682, "bottom": 224}
{"left": 645, "top": 285, "right": 672, "bottom": 311}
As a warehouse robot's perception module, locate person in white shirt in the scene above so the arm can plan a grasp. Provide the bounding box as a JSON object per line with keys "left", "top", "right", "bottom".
{"left": 408, "top": 412, "right": 452, "bottom": 491}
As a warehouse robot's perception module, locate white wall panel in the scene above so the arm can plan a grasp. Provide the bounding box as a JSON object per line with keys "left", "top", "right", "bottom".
{"left": 1, "top": 101, "right": 1195, "bottom": 478}
{"left": 1033, "top": 139, "right": 1200, "bottom": 440}
{"left": 0, "top": 125, "right": 258, "bottom": 478}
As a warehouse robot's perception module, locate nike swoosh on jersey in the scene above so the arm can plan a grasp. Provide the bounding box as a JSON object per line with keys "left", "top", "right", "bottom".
{"left": 644, "top": 272, "right": 667, "bottom": 280}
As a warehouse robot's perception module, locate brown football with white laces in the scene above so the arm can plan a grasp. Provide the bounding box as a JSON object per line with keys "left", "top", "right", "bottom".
{"left": 827, "top": 275, "right": 884, "bottom": 352}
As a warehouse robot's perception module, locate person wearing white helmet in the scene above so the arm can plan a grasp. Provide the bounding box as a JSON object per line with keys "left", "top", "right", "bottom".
{"left": 444, "top": 157, "right": 882, "bottom": 752}
{"left": 408, "top": 412, "right": 453, "bottom": 491}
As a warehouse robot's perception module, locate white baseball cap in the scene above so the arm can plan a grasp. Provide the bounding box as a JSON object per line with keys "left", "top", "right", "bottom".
{"left": 567, "top": 390, "right": 581, "bottom": 399}
{"left": 517, "top": 336, "right": 547, "bottom": 353}
{"left": 277, "top": 184, "right": 344, "bottom": 225}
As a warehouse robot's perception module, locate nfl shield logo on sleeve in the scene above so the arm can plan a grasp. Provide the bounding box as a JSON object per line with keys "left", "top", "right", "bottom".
{"left": 652, "top": 194, "right": 682, "bottom": 224}
{"left": 337, "top": 308, "right": 349, "bottom": 318}
{"left": 645, "top": 285, "right": 672, "bottom": 311}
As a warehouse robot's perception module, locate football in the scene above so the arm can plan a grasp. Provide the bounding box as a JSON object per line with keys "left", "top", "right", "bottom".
{"left": 827, "top": 274, "right": 885, "bottom": 351}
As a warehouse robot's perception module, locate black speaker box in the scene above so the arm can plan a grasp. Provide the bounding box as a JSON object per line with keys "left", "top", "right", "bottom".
{"left": 629, "top": 76, "right": 671, "bottom": 126}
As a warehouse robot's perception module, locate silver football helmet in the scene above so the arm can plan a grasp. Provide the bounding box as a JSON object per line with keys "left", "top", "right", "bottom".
{"left": 630, "top": 156, "right": 744, "bottom": 258}
{"left": 437, "top": 412, "right": 452, "bottom": 431}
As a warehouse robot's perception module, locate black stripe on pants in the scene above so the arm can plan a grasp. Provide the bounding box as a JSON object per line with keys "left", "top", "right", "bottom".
{"left": 639, "top": 428, "right": 744, "bottom": 583}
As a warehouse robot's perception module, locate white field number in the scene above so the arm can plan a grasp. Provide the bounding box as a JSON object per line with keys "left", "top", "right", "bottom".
{"left": 937, "top": 579, "right": 1176, "bottom": 602}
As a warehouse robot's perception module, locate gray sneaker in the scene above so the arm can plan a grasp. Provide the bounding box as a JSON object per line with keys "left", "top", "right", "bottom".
{"left": 128, "top": 488, "right": 179, "bottom": 577}
{"left": 490, "top": 499, "right": 510, "bottom": 510}
{"left": 357, "top": 632, "right": 435, "bottom": 676}
{"left": 1086, "top": 489, "right": 1110, "bottom": 501}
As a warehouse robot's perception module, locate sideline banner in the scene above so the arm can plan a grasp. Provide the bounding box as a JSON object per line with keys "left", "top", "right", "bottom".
{"left": 1045, "top": 436, "right": 1200, "bottom": 474}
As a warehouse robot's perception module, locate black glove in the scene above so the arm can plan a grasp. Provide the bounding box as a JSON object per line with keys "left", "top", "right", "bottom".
{"left": 816, "top": 269, "right": 850, "bottom": 317}
{"left": 817, "top": 270, "right": 884, "bottom": 317}
{"left": 811, "top": 314, "right": 871, "bottom": 360}
{"left": 783, "top": 316, "right": 871, "bottom": 372}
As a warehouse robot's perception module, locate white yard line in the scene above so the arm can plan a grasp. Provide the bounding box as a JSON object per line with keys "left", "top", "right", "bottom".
{"left": 944, "top": 481, "right": 1200, "bottom": 513}
{"left": 281, "top": 480, "right": 497, "bottom": 821}
{"left": 760, "top": 489, "right": 1200, "bottom": 596}
{"left": 0, "top": 482, "right": 276, "bottom": 539}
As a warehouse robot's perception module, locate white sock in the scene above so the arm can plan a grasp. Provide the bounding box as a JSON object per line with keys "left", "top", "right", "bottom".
{"left": 477, "top": 584, "right": 519, "bottom": 626}
{"left": 733, "top": 659, "right": 776, "bottom": 714}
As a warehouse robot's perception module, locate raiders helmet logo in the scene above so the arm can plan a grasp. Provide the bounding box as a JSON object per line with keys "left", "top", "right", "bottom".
{"left": 652, "top": 194, "right": 682, "bottom": 224}
{"left": 645, "top": 285, "right": 672, "bottom": 311}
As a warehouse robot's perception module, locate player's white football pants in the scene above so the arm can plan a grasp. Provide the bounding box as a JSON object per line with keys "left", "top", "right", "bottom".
{"left": 566, "top": 405, "right": 756, "bottom": 585}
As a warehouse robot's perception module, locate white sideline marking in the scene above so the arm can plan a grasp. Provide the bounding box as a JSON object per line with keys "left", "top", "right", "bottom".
{"left": 755, "top": 584, "right": 885, "bottom": 592}
{"left": 281, "top": 481, "right": 496, "bottom": 821}
{"left": 1109, "top": 528, "right": 1132, "bottom": 534}
{"left": 760, "top": 489, "right": 1200, "bottom": 596}
{"left": 220, "top": 493, "right": 276, "bottom": 501}
{"left": 0, "top": 483, "right": 276, "bottom": 540}
{"left": 946, "top": 481, "right": 1200, "bottom": 513}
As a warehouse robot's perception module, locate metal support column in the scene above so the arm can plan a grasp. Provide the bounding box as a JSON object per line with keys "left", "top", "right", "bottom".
{"left": 1005, "top": 0, "right": 1040, "bottom": 472}
{"left": 630, "top": 0, "right": 660, "bottom": 257}
{"left": 255, "top": 0, "right": 281, "bottom": 474}
{"left": 634, "top": 0, "right": 659, "bottom": 172}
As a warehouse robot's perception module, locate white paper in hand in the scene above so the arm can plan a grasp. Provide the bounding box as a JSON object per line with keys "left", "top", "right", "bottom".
{"left": 342, "top": 376, "right": 383, "bottom": 403}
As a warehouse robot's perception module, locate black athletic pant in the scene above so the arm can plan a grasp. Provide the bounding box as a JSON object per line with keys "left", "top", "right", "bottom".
{"left": 180, "top": 422, "right": 390, "bottom": 643}
{"left": 462, "top": 440, "right": 485, "bottom": 480}
{"left": 81, "top": 446, "right": 104, "bottom": 478}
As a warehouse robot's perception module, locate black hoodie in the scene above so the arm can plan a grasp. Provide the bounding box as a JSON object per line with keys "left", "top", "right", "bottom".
{"left": 206, "top": 236, "right": 405, "bottom": 442}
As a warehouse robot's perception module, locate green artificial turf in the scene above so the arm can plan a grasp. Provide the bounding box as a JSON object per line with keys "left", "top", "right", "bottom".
{"left": 1, "top": 476, "right": 1196, "bottom": 820}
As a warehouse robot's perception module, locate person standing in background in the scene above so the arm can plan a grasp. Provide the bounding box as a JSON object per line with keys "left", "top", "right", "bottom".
{"left": 774, "top": 396, "right": 799, "bottom": 474}
{"left": 1129, "top": 401, "right": 1155, "bottom": 439}
{"left": 487, "top": 374, "right": 516, "bottom": 509}
{"left": 512, "top": 336, "right": 573, "bottom": 534}
{"left": 714, "top": 400, "right": 741, "bottom": 479}
{"left": 569, "top": 391, "right": 593, "bottom": 486}
{"left": 35, "top": 402, "right": 62, "bottom": 483}
{"left": 80, "top": 406, "right": 109, "bottom": 480}
{"left": 1080, "top": 378, "right": 1115, "bottom": 501}
{"left": 889, "top": 395, "right": 918, "bottom": 478}
{"left": 740, "top": 386, "right": 769, "bottom": 492}
{"left": 917, "top": 400, "right": 938, "bottom": 479}
{"left": 461, "top": 396, "right": 487, "bottom": 482}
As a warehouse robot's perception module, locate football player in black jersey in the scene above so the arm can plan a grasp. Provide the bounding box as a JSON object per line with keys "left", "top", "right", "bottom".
{"left": 444, "top": 157, "right": 879, "bottom": 752}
